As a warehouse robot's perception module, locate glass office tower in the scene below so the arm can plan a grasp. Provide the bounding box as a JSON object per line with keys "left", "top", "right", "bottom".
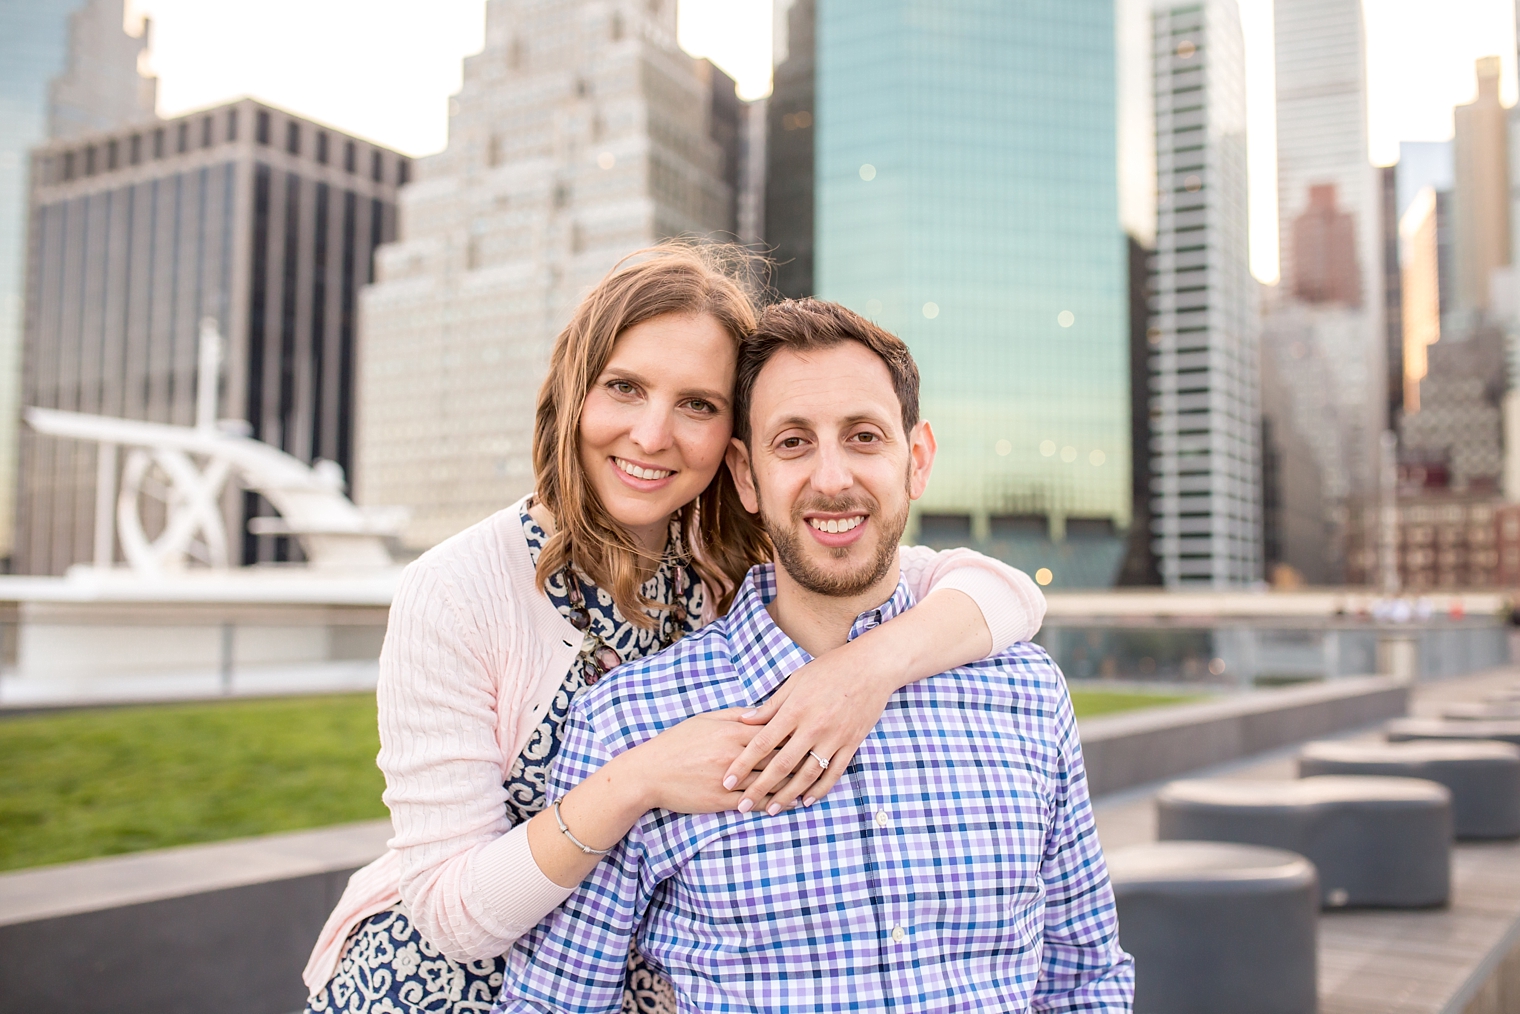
{"left": 815, "top": 0, "right": 1129, "bottom": 586}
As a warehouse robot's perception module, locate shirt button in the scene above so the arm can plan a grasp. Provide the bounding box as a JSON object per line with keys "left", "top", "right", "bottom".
{"left": 875, "top": 810, "right": 889, "bottom": 827}
{"left": 891, "top": 926, "right": 906, "bottom": 943}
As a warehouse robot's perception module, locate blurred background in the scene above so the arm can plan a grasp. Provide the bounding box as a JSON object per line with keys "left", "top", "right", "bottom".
{"left": 5, "top": 9, "right": 1520, "bottom": 1012}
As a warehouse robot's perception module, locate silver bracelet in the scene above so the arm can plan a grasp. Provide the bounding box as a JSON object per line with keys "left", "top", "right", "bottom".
{"left": 553, "top": 799, "right": 612, "bottom": 855}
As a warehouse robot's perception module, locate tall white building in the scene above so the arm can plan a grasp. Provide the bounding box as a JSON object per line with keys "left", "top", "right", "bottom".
{"left": 1149, "top": 0, "right": 1259, "bottom": 586}
{"left": 354, "top": 0, "right": 737, "bottom": 551}
{"left": 1271, "top": 0, "right": 1383, "bottom": 501}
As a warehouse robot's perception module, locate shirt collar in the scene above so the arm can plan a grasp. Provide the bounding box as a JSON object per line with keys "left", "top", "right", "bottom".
{"left": 724, "top": 562, "right": 917, "bottom": 704}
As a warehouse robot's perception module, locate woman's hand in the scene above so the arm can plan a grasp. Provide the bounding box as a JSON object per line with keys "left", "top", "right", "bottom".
{"left": 624, "top": 709, "right": 776, "bottom": 814}
{"left": 529, "top": 709, "right": 775, "bottom": 888}
{"left": 722, "top": 588, "right": 994, "bottom": 815}
{"left": 721, "top": 650, "right": 898, "bottom": 815}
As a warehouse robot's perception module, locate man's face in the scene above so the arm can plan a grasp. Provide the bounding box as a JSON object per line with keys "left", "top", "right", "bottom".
{"left": 727, "top": 342, "right": 935, "bottom": 598}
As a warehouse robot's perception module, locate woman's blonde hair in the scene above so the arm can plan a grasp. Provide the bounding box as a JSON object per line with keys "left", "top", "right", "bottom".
{"left": 532, "top": 242, "right": 772, "bottom": 623}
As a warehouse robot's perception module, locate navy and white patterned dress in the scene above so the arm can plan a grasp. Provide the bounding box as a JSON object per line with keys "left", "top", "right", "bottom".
{"left": 305, "top": 509, "right": 704, "bottom": 1014}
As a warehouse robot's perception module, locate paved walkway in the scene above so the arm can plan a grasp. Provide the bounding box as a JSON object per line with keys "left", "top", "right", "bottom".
{"left": 0, "top": 659, "right": 379, "bottom": 711}
{"left": 1092, "top": 667, "right": 1520, "bottom": 1014}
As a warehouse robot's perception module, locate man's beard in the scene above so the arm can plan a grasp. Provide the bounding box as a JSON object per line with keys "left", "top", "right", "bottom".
{"left": 759, "top": 478, "right": 911, "bottom": 598}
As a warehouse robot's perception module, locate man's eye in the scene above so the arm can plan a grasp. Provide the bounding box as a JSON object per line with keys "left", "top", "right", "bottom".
{"left": 854, "top": 432, "right": 878, "bottom": 443}
{"left": 780, "top": 437, "right": 804, "bottom": 449}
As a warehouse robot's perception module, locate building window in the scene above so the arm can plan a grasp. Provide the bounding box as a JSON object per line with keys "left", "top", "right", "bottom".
{"left": 397, "top": 158, "right": 410, "bottom": 185}
{"left": 286, "top": 121, "right": 301, "bottom": 155}
{"left": 227, "top": 108, "right": 238, "bottom": 141}
{"left": 177, "top": 121, "right": 189, "bottom": 153}
{"left": 129, "top": 133, "right": 141, "bottom": 164}
{"left": 202, "top": 116, "right": 213, "bottom": 147}
{"left": 62, "top": 151, "right": 75, "bottom": 181}
{"left": 371, "top": 150, "right": 383, "bottom": 182}
{"left": 316, "top": 131, "right": 329, "bottom": 165}
{"left": 84, "top": 145, "right": 96, "bottom": 175}
{"left": 153, "top": 127, "right": 165, "bottom": 158}
{"left": 344, "top": 140, "right": 356, "bottom": 173}
{"left": 106, "top": 139, "right": 119, "bottom": 170}
{"left": 256, "top": 110, "right": 271, "bottom": 145}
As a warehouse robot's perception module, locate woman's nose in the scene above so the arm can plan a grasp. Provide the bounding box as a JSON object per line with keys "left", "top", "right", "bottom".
{"left": 627, "top": 406, "right": 675, "bottom": 453}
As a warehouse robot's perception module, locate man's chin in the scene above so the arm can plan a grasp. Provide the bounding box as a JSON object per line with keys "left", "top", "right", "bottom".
{"left": 775, "top": 530, "right": 893, "bottom": 598}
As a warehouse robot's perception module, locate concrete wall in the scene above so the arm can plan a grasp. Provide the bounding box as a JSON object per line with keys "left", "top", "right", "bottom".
{"left": 1078, "top": 675, "right": 1410, "bottom": 796}
{"left": 0, "top": 821, "right": 390, "bottom": 1014}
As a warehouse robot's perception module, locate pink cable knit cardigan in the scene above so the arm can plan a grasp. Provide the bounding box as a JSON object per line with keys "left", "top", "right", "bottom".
{"left": 304, "top": 495, "right": 1047, "bottom": 993}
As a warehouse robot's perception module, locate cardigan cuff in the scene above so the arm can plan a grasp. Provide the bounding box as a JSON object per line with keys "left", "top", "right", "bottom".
{"left": 468, "top": 820, "right": 576, "bottom": 941}
{"left": 929, "top": 566, "right": 1036, "bottom": 653}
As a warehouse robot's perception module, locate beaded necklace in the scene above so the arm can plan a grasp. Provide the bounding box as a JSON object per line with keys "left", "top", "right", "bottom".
{"left": 562, "top": 547, "right": 688, "bottom": 686}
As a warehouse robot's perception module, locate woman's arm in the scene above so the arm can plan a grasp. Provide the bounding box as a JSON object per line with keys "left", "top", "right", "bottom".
{"left": 722, "top": 546, "right": 1046, "bottom": 812}
{"left": 383, "top": 561, "right": 769, "bottom": 961}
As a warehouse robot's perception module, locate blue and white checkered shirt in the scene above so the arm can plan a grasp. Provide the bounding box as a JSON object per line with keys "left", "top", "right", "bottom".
{"left": 496, "top": 564, "right": 1133, "bottom": 1013}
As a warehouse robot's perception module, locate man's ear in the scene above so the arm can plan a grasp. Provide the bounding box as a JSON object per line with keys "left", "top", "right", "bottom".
{"left": 726, "top": 438, "right": 761, "bottom": 513}
{"left": 907, "top": 420, "right": 936, "bottom": 501}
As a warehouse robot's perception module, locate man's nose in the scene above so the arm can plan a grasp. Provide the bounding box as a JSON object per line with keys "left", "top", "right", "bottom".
{"left": 627, "top": 404, "right": 675, "bottom": 453}
{"left": 810, "top": 441, "right": 853, "bottom": 496}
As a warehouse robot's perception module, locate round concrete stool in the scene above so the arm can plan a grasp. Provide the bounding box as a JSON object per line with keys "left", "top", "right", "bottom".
{"left": 1441, "top": 702, "right": 1520, "bottom": 721}
{"left": 1109, "top": 841, "right": 1318, "bottom": 1014}
{"left": 1298, "top": 740, "right": 1520, "bottom": 839}
{"left": 1157, "top": 776, "right": 1451, "bottom": 908}
{"left": 1387, "top": 717, "right": 1520, "bottom": 748}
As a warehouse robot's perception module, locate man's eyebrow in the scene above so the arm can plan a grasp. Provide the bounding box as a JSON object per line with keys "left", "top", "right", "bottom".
{"left": 767, "top": 411, "right": 897, "bottom": 437}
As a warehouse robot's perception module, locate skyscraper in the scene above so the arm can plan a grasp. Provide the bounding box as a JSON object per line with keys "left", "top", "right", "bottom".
{"left": 1148, "top": 0, "right": 1259, "bottom": 587}
{"left": 1452, "top": 56, "right": 1511, "bottom": 315}
{"left": 354, "top": 0, "right": 737, "bottom": 551}
{"left": 19, "top": 101, "right": 404, "bottom": 574}
{"left": 0, "top": 0, "right": 155, "bottom": 566}
{"left": 1271, "top": 0, "right": 1383, "bottom": 503}
{"left": 765, "top": 0, "right": 815, "bottom": 299}
{"left": 813, "top": 0, "right": 1128, "bottom": 588}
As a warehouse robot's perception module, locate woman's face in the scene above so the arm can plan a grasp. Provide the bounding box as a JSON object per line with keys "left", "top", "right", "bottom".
{"left": 578, "top": 311, "right": 737, "bottom": 553}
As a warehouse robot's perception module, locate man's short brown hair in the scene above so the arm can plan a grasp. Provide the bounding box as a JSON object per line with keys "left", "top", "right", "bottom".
{"left": 735, "top": 298, "right": 921, "bottom": 444}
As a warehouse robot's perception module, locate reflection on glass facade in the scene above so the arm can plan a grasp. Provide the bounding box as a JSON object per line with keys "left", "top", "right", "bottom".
{"left": 814, "top": 0, "right": 1129, "bottom": 586}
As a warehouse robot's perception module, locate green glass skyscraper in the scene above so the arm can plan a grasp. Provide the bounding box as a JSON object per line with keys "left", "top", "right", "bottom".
{"left": 813, "top": 0, "right": 1129, "bottom": 586}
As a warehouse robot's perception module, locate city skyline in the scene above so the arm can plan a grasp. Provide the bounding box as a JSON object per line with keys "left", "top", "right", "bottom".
{"left": 121, "top": 0, "right": 1518, "bottom": 286}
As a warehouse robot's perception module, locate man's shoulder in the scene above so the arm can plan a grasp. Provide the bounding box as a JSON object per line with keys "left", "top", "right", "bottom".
{"left": 569, "top": 618, "right": 745, "bottom": 745}
{"left": 946, "top": 639, "right": 1071, "bottom": 710}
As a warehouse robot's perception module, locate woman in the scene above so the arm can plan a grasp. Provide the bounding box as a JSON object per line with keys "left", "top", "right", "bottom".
{"left": 304, "top": 244, "right": 1046, "bottom": 1013}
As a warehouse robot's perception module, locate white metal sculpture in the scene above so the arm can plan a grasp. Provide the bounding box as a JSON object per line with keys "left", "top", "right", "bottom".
{"left": 26, "top": 319, "right": 405, "bottom": 575}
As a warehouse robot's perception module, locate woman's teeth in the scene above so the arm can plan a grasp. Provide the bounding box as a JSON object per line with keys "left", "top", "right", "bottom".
{"left": 808, "top": 516, "right": 865, "bottom": 534}
{"left": 614, "top": 458, "right": 673, "bottom": 481}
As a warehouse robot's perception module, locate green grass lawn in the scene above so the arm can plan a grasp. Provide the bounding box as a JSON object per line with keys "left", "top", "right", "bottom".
{"left": 0, "top": 694, "right": 386, "bottom": 873}
{"left": 1070, "top": 689, "right": 1200, "bottom": 719}
{"left": 0, "top": 686, "right": 1198, "bottom": 873}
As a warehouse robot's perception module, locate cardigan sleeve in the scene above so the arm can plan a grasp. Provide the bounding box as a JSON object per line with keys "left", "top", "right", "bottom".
{"left": 379, "top": 558, "right": 573, "bottom": 964}
{"left": 897, "top": 544, "right": 1047, "bottom": 651}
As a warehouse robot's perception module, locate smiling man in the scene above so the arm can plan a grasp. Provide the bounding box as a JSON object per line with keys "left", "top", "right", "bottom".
{"left": 494, "top": 299, "right": 1133, "bottom": 1013}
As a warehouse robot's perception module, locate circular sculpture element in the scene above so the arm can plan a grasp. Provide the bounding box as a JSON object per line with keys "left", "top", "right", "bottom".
{"left": 116, "top": 447, "right": 233, "bottom": 573}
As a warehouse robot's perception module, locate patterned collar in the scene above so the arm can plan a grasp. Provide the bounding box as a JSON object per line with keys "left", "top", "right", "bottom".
{"left": 723, "top": 562, "right": 915, "bottom": 705}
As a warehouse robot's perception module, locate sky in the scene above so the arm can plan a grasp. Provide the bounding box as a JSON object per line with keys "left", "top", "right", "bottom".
{"left": 127, "top": 0, "right": 1517, "bottom": 284}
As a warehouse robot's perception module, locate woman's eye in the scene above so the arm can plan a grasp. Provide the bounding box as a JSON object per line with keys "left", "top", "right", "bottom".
{"left": 685, "top": 399, "right": 715, "bottom": 414}
{"left": 609, "top": 380, "right": 636, "bottom": 395}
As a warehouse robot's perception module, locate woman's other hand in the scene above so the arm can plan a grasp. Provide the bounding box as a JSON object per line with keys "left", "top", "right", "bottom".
{"left": 723, "top": 587, "right": 993, "bottom": 814}
{"left": 625, "top": 710, "right": 775, "bottom": 814}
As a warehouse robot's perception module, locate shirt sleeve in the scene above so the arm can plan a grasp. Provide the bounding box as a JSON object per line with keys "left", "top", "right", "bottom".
{"left": 897, "top": 544, "right": 1047, "bottom": 651}
{"left": 1032, "top": 674, "right": 1136, "bottom": 1012}
{"left": 497, "top": 705, "right": 652, "bottom": 1014}
{"left": 380, "top": 561, "right": 574, "bottom": 963}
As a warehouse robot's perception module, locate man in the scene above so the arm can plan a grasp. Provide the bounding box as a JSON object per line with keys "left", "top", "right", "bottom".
{"left": 496, "top": 299, "right": 1133, "bottom": 1012}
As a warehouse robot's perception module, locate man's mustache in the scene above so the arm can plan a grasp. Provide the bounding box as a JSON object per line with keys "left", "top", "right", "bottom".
{"left": 789, "top": 496, "right": 876, "bottom": 519}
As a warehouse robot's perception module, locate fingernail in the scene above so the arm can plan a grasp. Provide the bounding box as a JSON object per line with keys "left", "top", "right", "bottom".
{"left": 803, "top": 796, "right": 817, "bottom": 807}
{"left": 742, "top": 709, "right": 758, "bottom": 719}
{"left": 723, "top": 776, "right": 737, "bottom": 790}
{"left": 767, "top": 803, "right": 781, "bottom": 816}
{"left": 738, "top": 798, "right": 753, "bottom": 813}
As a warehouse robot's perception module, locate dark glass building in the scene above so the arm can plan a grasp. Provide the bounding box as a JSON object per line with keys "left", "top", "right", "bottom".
{"left": 19, "top": 99, "right": 405, "bottom": 573}
{"left": 765, "top": 0, "right": 815, "bottom": 298}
